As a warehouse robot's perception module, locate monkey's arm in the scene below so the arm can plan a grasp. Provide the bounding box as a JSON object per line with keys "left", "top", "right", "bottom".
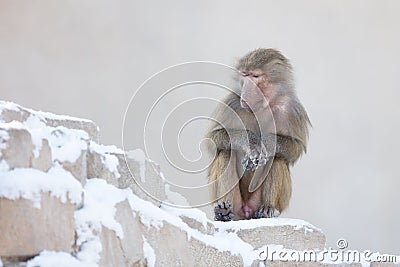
{"left": 207, "top": 128, "right": 260, "bottom": 153}
{"left": 207, "top": 128, "right": 269, "bottom": 172}
{"left": 262, "top": 134, "right": 306, "bottom": 165}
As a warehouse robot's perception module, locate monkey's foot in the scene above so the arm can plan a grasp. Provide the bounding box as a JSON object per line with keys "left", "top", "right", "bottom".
{"left": 214, "top": 201, "right": 234, "bottom": 222}
{"left": 253, "top": 206, "right": 280, "bottom": 219}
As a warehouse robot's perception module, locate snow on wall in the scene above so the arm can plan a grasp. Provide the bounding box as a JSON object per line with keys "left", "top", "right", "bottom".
{"left": 77, "top": 179, "right": 270, "bottom": 266}
{"left": 5, "top": 100, "right": 395, "bottom": 267}
{"left": 0, "top": 100, "right": 94, "bottom": 123}
{"left": 0, "top": 165, "right": 82, "bottom": 208}
{"left": 88, "top": 141, "right": 122, "bottom": 178}
{"left": 27, "top": 251, "right": 86, "bottom": 267}
{"left": 0, "top": 115, "right": 88, "bottom": 163}
{"left": 142, "top": 236, "right": 156, "bottom": 267}
{"left": 25, "top": 114, "right": 88, "bottom": 162}
{"left": 0, "top": 100, "right": 325, "bottom": 267}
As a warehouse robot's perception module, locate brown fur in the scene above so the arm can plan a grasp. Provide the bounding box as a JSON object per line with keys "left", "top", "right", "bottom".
{"left": 206, "top": 48, "right": 310, "bottom": 220}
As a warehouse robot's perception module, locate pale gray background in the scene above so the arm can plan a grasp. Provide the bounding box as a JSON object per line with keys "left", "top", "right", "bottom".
{"left": 1, "top": 0, "right": 399, "bottom": 254}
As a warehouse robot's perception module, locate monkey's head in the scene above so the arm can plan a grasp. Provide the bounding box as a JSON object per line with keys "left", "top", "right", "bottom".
{"left": 235, "top": 48, "right": 294, "bottom": 112}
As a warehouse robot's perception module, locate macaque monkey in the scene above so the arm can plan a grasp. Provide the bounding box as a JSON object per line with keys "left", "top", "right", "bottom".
{"left": 206, "top": 48, "right": 310, "bottom": 221}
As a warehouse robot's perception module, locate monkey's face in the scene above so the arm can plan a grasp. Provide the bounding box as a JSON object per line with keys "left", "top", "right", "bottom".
{"left": 239, "top": 69, "right": 271, "bottom": 113}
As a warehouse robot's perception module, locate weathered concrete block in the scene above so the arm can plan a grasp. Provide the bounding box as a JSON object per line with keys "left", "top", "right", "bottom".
{"left": 44, "top": 119, "right": 99, "bottom": 143}
{"left": 115, "top": 201, "right": 145, "bottom": 266}
{"left": 0, "top": 103, "right": 30, "bottom": 124}
{"left": 87, "top": 145, "right": 166, "bottom": 207}
{"left": 98, "top": 200, "right": 144, "bottom": 267}
{"left": 121, "top": 151, "right": 166, "bottom": 205}
{"left": 233, "top": 222, "right": 326, "bottom": 251}
{"left": 31, "top": 139, "right": 52, "bottom": 172}
{"left": 179, "top": 215, "right": 215, "bottom": 235}
{"left": 0, "top": 194, "right": 76, "bottom": 261}
{"left": 0, "top": 128, "right": 34, "bottom": 170}
{"left": 0, "top": 126, "right": 52, "bottom": 172}
{"left": 0, "top": 101, "right": 99, "bottom": 142}
{"left": 189, "top": 238, "right": 243, "bottom": 267}
{"left": 2, "top": 100, "right": 390, "bottom": 267}
{"left": 99, "top": 227, "right": 127, "bottom": 267}
{"left": 59, "top": 149, "right": 87, "bottom": 185}
{"left": 47, "top": 126, "right": 89, "bottom": 184}
{"left": 86, "top": 148, "right": 119, "bottom": 182}
{"left": 142, "top": 223, "right": 192, "bottom": 266}
{"left": 0, "top": 113, "right": 87, "bottom": 179}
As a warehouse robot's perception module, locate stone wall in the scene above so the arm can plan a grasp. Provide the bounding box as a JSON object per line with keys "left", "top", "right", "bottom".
{"left": 0, "top": 101, "right": 398, "bottom": 267}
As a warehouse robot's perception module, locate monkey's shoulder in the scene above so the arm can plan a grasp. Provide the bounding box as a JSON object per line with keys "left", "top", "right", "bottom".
{"left": 269, "top": 97, "right": 310, "bottom": 142}
{"left": 271, "top": 96, "right": 309, "bottom": 122}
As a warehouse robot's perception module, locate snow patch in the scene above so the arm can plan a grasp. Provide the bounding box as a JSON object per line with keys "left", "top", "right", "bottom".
{"left": 75, "top": 236, "right": 102, "bottom": 267}
{"left": 0, "top": 100, "right": 95, "bottom": 124}
{"left": 0, "top": 160, "right": 8, "bottom": 172}
{"left": 0, "top": 102, "right": 90, "bottom": 160}
{"left": 161, "top": 204, "right": 209, "bottom": 229}
{"left": 0, "top": 120, "right": 25, "bottom": 130}
{"left": 89, "top": 141, "right": 124, "bottom": 155}
{"left": 48, "top": 126, "right": 88, "bottom": 163}
{"left": 27, "top": 251, "right": 85, "bottom": 267}
{"left": 100, "top": 154, "right": 120, "bottom": 178}
{"left": 0, "top": 100, "right": 20, "bottom": 112}
{"left": 142, "top": 236, "right": 156, "bottom": 267}
{"left": 0, "top": 129, "right": 10, "bottom": 143}
{"left": 73, "top": 178, "right": 130, "bottom": 267}
{"left": 33, "top": 109, "right": 94, "bottom": 123}
{"left": 24, "top": 115, "right": 46, "bottom": 157}
{"left": 0, "top": 114, "right": 89, "bottom": 161}
{"left": 0, "top": 164, "right": 83, "bottom": 208}
{"left": 89, "top": 142, "right": 122, "bottom": 178}
{"left": 75, "top": 178, "right": 126, "bottom": 239}
{"left": 125, "top": 188, "right": 164, "bottom": 229}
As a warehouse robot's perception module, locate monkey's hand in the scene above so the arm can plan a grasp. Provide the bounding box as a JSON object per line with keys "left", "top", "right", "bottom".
{"left": 241, "top": 141, "right": 268, "bottom": 171}
{"left": 214, "top": 201, "right": 234, "bottom": 222}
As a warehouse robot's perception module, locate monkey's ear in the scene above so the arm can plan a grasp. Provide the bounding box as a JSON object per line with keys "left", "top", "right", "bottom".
{"left": 248, "top": 162, "right": 271, "bottom": 193}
